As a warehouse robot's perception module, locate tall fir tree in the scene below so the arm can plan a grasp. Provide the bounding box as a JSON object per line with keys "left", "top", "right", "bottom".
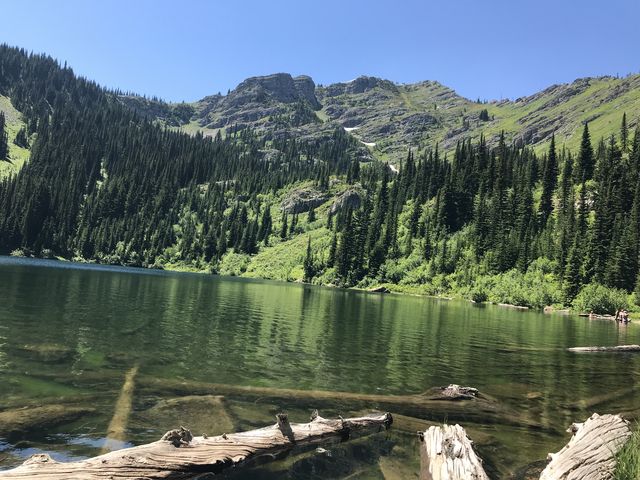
{"left": 0, "top": 111, "right": 8, "bottom": 160}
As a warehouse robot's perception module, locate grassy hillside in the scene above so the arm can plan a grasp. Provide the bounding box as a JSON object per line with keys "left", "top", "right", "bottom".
{"left": 316, "top": 74, "right": 640, "bottom": 161}
{"left": 0, "top": 95, "right": 30, "bottom": 179}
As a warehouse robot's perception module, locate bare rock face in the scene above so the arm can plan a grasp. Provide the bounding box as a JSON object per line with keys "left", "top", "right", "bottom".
{"left": 281, "top": 188, "right": 329, "bottom": 214}
{"left": 323, "top": 76, "right": 398, "bottom": 97}
{"left": 330, "top": 188, "right": 362, "bottom": 214}
{"left": 224, "top": 73, "right": 320, "bottom": 110}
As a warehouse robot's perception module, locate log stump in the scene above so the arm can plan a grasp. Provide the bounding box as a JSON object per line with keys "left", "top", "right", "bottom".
{"left": 539, "top": 413, "right": 632, "bottom": 480}
{"left": 419, "top": 424, "right": 488, "bottom": 480}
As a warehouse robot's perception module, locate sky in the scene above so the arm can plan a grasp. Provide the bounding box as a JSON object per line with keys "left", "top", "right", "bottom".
{"left": 2, "top": 0, "right": 639, "bottom": 103}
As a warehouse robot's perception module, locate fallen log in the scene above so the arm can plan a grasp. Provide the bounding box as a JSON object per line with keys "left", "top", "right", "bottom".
{"left": 566, "top": 386, "right": 638, "bottom": 411}
{"left": 137, "top": 379, "right": 545, "bottom": 430}
{"left": 418, "top": 424, "right": 488, "bottom": 480}
{"left": 0, "top": 412, "right": 392, "bottom": 479}
{"left": 539, "top": 413, "right": 632, "bottom": 480}
{"left": 102, "top": 364, "right": 138, "bottom": 453}
{"left": 568, "top": 344, "right": 640, "bottom": 353}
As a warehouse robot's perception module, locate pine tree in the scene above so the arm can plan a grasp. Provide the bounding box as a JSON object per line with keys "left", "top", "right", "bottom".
{"left": 621, "top": 112, "right": 628, "bottom": 154}
{"left": 279, "top": 212, "right": 288, "bottom": 239}
{"left": 303, "top": 236, "right": 315, "bottom": 282}
{"left": 257, "top": 205, "right": 272, "bottom": 244}
{"left": 13, "top": 126, "right": 28, "bottom": 148}
{"left": 0, "top": 112, "right": 8, "bottom": 160}
{"left": 538, "top": 134, "right": 557, "bottom": 227}
{"left": 575, "top": 123, "right": 594, "bottom": 183}
{"left": 327, "top": 231, "right": 337, "bottom": 267}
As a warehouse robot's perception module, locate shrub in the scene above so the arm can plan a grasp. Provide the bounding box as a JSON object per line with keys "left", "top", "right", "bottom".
{"left": 471, "top": 288, "right": 488, "bottom": 303}
{"left": 572, "top": 283, "right": 629, "bottom": 315}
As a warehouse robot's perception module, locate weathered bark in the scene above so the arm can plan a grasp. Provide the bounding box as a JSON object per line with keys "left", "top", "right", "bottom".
{"left": 568, "top": 344, "right": 640, "bottom": 352}
{"left": 539, "top": 413, "right": 632, "bottom": 480}
{"left": 418, "top": 424, "right": 488, "bottom": 480}
{"left": 0, "top": 405, "right": 95, "bottom": 437}
{"left": 137, "top": 379, "right": 545, "bottom": 430}
{"left": 0, "top": 412, "right": 392, "bottom": 479}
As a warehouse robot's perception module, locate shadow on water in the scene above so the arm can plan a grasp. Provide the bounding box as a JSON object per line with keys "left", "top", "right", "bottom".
{"left": 0, "top": 256, "right": 639, "bottom": 477}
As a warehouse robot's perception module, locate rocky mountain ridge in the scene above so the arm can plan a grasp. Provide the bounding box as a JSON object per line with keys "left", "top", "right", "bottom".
{"left": 120, "top": 71, "right": 640, "bottom": 163}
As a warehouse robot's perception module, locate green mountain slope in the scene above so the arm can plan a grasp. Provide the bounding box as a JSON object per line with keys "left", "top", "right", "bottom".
{"left": 0, "top": 95, "right": 30, "bottom": 177}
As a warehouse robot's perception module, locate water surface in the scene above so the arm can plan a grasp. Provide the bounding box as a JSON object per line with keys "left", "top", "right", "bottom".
{"left": 0, "top": 256, "right": 638, "bottom": 478}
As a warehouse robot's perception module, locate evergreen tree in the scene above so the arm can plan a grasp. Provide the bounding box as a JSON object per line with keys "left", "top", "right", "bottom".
{"left": 279, "top": 212, "right": 288, "bottom": 239}
{"left": 575, "top": 123, "right": 594, "bottom": 183}
{"left": 13, "top": 126, "right": 28, "bottom": 148}
{"left": 621, "top": 112, "right": 628, "bottom": 154}
{"left": 0, "top": 112, "right": 8, "bottom": 160}
{"left": 327, "top": 231, "right": 337, "bottom": 267}
{"left": 303, "top": 236, "right": 315, "bottom": 282}
{"left": 538, "top": 134, "right": 557, "bottom": 227}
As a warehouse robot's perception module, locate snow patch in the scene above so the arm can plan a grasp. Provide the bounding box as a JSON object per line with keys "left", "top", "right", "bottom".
{"left": 362, "top": 141, "right": 376, "bottom": 147}
{"left": 344, "top": 127, "right": 359, "bottom": 132}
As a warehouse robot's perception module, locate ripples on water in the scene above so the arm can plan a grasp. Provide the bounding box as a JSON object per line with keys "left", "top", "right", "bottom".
{"left": 0, "top": 256, "right": 638, "bottom": 477}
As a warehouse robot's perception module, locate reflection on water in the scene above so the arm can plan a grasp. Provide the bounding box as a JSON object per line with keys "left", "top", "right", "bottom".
{"left": 0, "top": 256, "right": 639, "bottom": 477}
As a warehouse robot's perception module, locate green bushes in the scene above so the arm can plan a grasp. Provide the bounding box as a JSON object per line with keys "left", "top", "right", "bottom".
{"left": 572, "top": 283, "right": 629, "bottom": 314}
{"left": 469, "top": 259, "right": 563, "bottom": 308}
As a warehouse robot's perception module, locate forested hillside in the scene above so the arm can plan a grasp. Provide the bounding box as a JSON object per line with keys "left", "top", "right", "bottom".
{"left": 1, "top": 44, "right": 639, "bottom": 312}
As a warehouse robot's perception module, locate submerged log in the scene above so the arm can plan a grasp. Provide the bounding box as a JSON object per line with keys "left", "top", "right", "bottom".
{"left": 568, "top": 344, "right": 640, "bottom": 353}
{"left": 137, "top": 378, "right": 544, "bottom": 430}
{"left": 539, "top": 413, "right": 632, "bottom": 480}
{"left": 102, "top": 364, "right": 138, "bottom": 452}
{"left": 418, "top": 424, "right": 488, "bottom": 480}
{"left": 0, "top": 412, "right": 392, "bottom": 479}
{"left": 566, "top": 386, "right": 638, "bottom": 411}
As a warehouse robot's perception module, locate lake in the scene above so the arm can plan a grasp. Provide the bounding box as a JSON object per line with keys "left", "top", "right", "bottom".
{"left": 0, "top": 256, "right": 638, "bottom": 478}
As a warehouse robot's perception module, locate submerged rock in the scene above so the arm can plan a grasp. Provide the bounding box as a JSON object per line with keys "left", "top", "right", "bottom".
{"left": 0, "top": 405, "right": 95, "bottom": 437}
{"left": 141, "top": 395, "right": 234, "bottom": 437}
{"left": 16, "top": 344, "right": 74, "bottom": 363}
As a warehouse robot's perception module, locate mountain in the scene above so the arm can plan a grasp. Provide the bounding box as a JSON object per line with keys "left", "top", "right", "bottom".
{"left": 120, "top": 72, "right": 640, "bottom": 164}
{"left": 1, "top": 44, "right": 640, "bottom": 314}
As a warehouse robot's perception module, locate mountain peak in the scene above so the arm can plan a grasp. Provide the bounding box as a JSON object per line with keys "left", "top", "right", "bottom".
{"left": 226, "top": 73, "right": 320, "bottom": 110}
{"left": 322, "top": 76, "right": 398, "bottom": 97}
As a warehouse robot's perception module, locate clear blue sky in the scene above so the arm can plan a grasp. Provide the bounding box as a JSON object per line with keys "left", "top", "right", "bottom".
{"left": 2, "top": 0, "right": 638, "bottom": 102}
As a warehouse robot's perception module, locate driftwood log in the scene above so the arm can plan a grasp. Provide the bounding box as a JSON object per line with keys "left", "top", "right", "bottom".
{"left": 418, "top": 424, "right": 488, "bottom": 480}
{"left": 0, "top": 412, "right": 392, "bottom": 479}
{"left": 568, "top": 344, "right": 640, "bottom": 352}
{"left": 137, "top": 379, "right": 545, "bottom": 430}
{"left": 539, "top": 413, "right": 632, "bottom": 480}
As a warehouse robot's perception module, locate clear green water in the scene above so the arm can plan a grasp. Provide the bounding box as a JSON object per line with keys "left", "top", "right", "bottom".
{"left": 0, "top": 256, "right": 639, "bottom": 478}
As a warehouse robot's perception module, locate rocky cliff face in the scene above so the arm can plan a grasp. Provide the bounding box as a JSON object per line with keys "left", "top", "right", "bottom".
{"left": 121, "top": 72, "right": 640, "bottom": 163}
{"left": 223, "top": 73, "right": 320, "bottom": 110}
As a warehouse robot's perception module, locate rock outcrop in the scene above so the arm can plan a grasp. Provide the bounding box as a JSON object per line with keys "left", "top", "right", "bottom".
{"left": 281, "top": 188, "right": 329, "bottom": 214}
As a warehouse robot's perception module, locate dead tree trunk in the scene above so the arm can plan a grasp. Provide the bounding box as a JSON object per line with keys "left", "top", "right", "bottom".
{"left": 137, "top": 378, "right": 544, "bottom": 430}
{"left": 568, "top": 344, "right": 640, "bottom": 352}
{"left": 0, "top": 412, "right": 392, "bottom": 479}
{"left": 539, "top": 413, "right": 631, "bottom": 480}
{"left": 418, "top": 424, "right": 488, "bottom": 480}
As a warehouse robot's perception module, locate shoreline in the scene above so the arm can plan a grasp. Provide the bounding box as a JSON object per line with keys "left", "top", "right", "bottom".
{"left": 3, "top": 253, "right": 636, "bottom": 320}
